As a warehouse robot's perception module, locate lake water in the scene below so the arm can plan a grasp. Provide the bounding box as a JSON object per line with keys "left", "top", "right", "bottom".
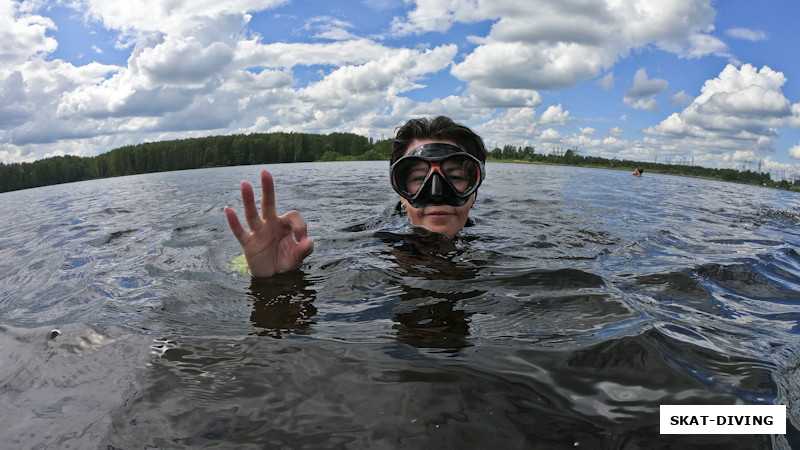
{"left": 1, "top": 161, "right": 799, "bottom": 448}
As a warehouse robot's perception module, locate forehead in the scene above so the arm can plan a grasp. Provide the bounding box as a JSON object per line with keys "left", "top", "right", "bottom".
{"left": 404, "top": 139, "right": 461, "bottom": 157}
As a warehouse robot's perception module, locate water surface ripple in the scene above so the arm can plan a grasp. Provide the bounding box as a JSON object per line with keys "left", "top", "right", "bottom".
{"left": 1, "top": 162, "right": 799, "bottom": 448}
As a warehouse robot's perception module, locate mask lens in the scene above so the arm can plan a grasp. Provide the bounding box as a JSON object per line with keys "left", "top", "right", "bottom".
{"left": 441, "top": 154, "right": 480, "bottom": 194}
{"left": 394, "top": 159, "right": 432, "bottom": 196}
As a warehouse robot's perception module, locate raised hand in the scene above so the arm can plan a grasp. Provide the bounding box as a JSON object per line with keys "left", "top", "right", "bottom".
{"left": 225, "top": 169, "right": 314, "bottom": 277}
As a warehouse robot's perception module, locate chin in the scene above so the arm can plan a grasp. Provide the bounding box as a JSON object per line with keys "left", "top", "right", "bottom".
{"left": 401, "top": 197, "right": 473, "bottom": 238}
{"left": 419, "top": 221, "right": 461, "bottom": 238}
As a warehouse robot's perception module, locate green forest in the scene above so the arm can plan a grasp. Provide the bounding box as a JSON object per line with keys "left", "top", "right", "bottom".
{"left": 0, "top": 132, "right": 797, "bottom": 193}
{"left": 0, "top": 132, "right": 388, "bottom": 193}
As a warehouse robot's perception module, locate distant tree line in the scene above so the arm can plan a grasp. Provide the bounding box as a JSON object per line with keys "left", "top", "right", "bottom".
{"left": 0, "top": 133, "right": 794, "bottom": 193}
{"left": 0, "top": 132, "right": 391, "bottom": 193}
{"left": 490, "top": 145, "right": 794, "bottom": 190}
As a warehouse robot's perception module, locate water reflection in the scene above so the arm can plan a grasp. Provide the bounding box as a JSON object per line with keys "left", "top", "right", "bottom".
{"left": 248, "top": 228, "right": 483, "bottom": 348}
{"left": 382, "top": 232, "right": 478, "bottom": 348}
{"left": 246, "top": 225, "right": 639, "bottom": 352}
{"left": 249, "top": 271, "right": 317, "bottom": 338}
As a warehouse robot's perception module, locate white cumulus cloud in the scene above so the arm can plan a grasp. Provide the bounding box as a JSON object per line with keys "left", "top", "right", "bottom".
{"left": 670, "top": 90, "right": 694, "bottom": 107}
{"left": 645, "top": 64, "right": 798, "bottom": 164}
{"left": 449, "top": 0, "right": 723, "bottom": 91}
{"left": 624, "top": 68, "right": 668, "bottom": 111}
{"left": 789, "top": 144, "right": 800, "bottom": 159}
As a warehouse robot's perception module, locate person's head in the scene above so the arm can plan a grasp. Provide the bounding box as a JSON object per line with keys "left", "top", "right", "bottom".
{"left": 390, "top": 116, "right": 487, "bottom": 166}
{"left": 390, "top": 116, "right": 487, "bottom": 237}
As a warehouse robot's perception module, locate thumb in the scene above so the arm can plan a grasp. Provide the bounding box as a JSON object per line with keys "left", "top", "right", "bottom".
{"left": 295, "top": 236, "right": 314, "bottom": 260}
{"left": 285, "top": 236, "right": 313, "bottom": 270}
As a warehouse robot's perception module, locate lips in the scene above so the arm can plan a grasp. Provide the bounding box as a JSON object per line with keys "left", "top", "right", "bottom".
{"left": 424, "top": 209, "right": 453, "bottom": 219}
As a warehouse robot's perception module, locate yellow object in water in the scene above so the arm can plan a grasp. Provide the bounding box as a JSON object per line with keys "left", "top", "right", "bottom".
{"left": 231, "top": 254, "right": 249, "bottom": 275}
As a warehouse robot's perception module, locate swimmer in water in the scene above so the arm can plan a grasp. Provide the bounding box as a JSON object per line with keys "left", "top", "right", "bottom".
{"left": 224, "top": 116, "right": 487, "bottom": 278}
{"left": 633, "top": 166, "right": 643, "bottom": 176}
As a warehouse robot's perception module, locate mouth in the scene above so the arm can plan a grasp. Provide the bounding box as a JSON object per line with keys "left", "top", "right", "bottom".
{"left": 425, "top": 209, "right": 453, "bottom": 218}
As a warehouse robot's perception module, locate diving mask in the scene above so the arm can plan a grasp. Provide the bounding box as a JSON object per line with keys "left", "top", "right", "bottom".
{"left": 390, "top": 143, "right": 485, "bottom": 208}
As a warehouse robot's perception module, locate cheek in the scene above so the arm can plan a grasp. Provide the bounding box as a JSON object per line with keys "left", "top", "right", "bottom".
{"left": 400, "top": 198, "right": 421, "bottom": 222}
{"left": 460, "top": 194, "right": 476, "bottom": 213}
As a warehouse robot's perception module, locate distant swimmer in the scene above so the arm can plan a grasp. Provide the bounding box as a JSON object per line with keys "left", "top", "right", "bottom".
{"left": 633, "top": 166, "right": 643, "bottom": 177}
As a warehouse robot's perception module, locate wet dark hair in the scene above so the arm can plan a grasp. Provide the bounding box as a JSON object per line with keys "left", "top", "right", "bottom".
{"left": 390, "top": 116, "right": 487, "bottom": 165}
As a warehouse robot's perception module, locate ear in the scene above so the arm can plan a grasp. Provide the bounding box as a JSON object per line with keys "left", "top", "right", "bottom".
{"left": 399, "top": 197, "right": 411, "bottom": 211}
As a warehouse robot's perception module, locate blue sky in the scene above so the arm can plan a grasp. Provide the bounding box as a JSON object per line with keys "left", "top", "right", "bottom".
{"left": 2, "top": 0, "right": 800, "bottom": 179}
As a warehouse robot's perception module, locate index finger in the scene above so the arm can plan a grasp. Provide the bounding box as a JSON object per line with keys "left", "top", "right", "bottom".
{"left": 260, "top": 169, "right": 278, "bottom": 221}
